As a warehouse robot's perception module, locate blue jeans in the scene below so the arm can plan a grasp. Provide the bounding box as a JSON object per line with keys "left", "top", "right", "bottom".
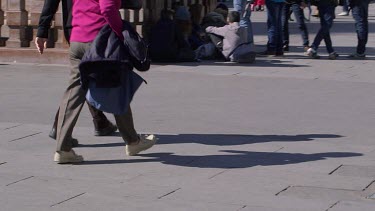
{"left": 311, "top": 5, "right": 335, "bottom": 53}
{"left": 282, "top": 3, "right": 309, "bottom": 47}
{"left": 351, "top": 0, "right": 370, "bottom": 54}
{"left": 233, "top": 0, "right": 254, "bottom": 43}
{"left": 266, "top": 0, "right": 284, "bottom": 53}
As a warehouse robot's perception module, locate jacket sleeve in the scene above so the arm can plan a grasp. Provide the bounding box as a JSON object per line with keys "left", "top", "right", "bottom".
{"left": 205, "top": 26, "right": 228, "bottom": 37}
{"left": 99, "top": 0, "right": 124, "bottom": 40}
{"left": 36, "top": 0, "right": 61, "bottom": 38}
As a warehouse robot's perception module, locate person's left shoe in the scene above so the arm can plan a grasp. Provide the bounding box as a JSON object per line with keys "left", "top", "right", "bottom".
{"left": 328, "top": 52, "right": 339, "bottom": 60}
{"left": 94, "top": 121, "right": 118, "bottom": 136}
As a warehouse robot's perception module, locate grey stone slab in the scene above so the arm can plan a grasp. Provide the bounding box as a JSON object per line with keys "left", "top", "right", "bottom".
{"left": 278, "top": 186, "right": 360, "bottom": 201}
{"left": 331, "top": 165, "right": 375, "bottom": 178}
{"left": 50, "top": 195, "right": 243, "bottom": 211}
{"left": 328, "top": 200, "right": 375, "bottom": 211}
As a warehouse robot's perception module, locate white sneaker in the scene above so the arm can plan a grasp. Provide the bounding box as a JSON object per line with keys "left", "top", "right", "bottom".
{"left": 306, "top": 48, "right": 320, "bottom": 59}
{"left": 126, "top": 134, "right": 157, "bottom": 156}
{"left": 54, "top": 149, "right": 84, "bottom": 164}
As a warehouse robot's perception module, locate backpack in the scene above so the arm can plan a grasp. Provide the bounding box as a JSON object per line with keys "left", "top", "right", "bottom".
{"left": 122, "top": 21, "right": 150, "bottom": 72}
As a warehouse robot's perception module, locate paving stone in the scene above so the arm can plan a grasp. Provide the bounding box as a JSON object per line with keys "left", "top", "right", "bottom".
{"left": 331, "top": 165, "right": 375, "bottom": 178}
{"left": 278, "top": 186, "right": 360, "bottom": 201}
{"left": 328, "top": 200, "right": 375, "bottom": 211}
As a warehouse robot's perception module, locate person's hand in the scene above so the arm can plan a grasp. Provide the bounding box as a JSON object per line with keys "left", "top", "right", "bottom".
{"left": 35, "top": 37, "right": 48, "bottom": 54}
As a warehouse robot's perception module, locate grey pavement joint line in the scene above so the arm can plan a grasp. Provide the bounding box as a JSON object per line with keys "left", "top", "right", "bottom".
{"left": 328, "top": 164, "right": 344, "bottom": 175}
{"left": 50, "top": 192, "right": 86, "bottom": 207}
{"left": 275, "top": 185, "right": 291, "bottom": 196}
{"left": 157, "top": 188, "right": 181, "bottom": 199}
{"left": 208, "top": 170, "right": 228, "bottom": 179}
{"left": 237, "top": 205, "right": 247, "bottom": 211}
{"left": 3, "top": 124, "right": 22, "bottom": 130}
{"left": 6, "top": 176, "right": 34, "bottom": 186}
{"left": 273, "top": 147, "right": 284, "bottom": 152}
{"left": 0, "top": 162, "right": 6, "bottom": 165}
{"left": 9, "top": 132, "right": 42, "bottom": 142}
{"left": 325, "top": 200, "right": 340, "bottom": 211}
{"left": 362, "top": 179, "right": 375, "bottom": 191}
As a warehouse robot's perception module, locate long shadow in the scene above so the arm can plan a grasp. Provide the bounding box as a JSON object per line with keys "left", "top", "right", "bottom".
{"left": 79, "top": 133, "right": 342, "bottom": 148}
{"left": 79, "top": 150, "right": 362, "bottom": 168}
{"left": 151, "top": 58, "right": 310, "bottom": 67}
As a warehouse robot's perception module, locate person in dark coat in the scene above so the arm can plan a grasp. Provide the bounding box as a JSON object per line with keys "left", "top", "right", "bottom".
{"left": 35, "top": 0, "right": 117, "bottom": 145}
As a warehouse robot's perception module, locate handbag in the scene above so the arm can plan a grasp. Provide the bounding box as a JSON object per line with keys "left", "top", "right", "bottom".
{"left": 121, "top": 0, "right": 143, "bottom": 10}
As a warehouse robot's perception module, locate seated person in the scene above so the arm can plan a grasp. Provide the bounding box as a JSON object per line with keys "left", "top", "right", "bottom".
{"left": 149, "top": 9, "right": 195, "bottom": 62}
{"left": 200, "top": 3, "right": 229, "bottom": 52}
{"left": 205, "top": 11, "right": 256, "bottom": 63}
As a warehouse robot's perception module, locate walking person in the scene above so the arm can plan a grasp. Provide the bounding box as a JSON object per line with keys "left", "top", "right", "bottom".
{"left": 233, "top": 0, "right": 254, "bottom": 44}
{"left": 282, "top": 0, "right": 310, "bottom": 52}
{"left": 348, "top": 0, "right": 370, "bottom": 59}
{"left": 262, "top": 0, "right": 286, "bottom": 56}
{"left": 37, "top": 0, "right": 156, "bottom": 164}
{"left": 35, "top": 0, "right": 117, "bottom": 147}
{"left": 306, "top": 0, "right": 338, "bottom": 59}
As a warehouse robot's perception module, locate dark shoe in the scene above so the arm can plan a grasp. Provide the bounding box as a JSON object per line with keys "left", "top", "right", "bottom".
{"left": 348, "top": 52, "right": 365, "bottom": 59}
{"left": 328, "top": 52, "right": 339, "bottom": 60}
{"left": 94, "top": 121, "right": 118, "bottom": 136}
{"left": 274, "top": 52, "right": 284, "bottom": 57}
{"left": 258, "top": 50, "right": 276, "bottom": 56}
{"left": 303, "top": 46, "right": 309, "bottom": 52}
{"left": 49, "top": 127, "right": 79, "bottom": 147}
{"left": 283, "top": 45, "right": 289, "bottom": 52}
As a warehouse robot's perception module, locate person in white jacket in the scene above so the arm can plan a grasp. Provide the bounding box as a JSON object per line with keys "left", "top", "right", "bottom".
{"left": 205, "top": 11, "right": 255, "bottom": 63}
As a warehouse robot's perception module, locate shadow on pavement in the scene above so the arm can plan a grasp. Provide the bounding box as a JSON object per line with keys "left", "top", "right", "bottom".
{"left": 78, "top": 133, "right": 363, "bottom": 168}
{"left": 80, "top": 133, "right": 343, "bottom": 147}
{"left": 79, "top": 150, "right": 362, "bottom": 169}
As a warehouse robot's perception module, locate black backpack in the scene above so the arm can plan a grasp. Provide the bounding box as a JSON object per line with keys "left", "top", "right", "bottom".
{"left": 122, "top": 21, "right": 150, "bottom": 72}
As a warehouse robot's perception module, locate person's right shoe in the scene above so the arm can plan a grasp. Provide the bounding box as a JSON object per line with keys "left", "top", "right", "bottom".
{"left": 54, "top": 149, "right": 84, "bottom": 164}
{"left": 94, "top": 121, "right": 118, "bottom": 136}
{"left": 348, "top": 52, "right": 366, "bottom": 59}
{"left": 306, "top": 48, "right": 320, "bottom": 59}
{"left": 338, "top": 11, "right": 349, "bottom": 16}
{"left": 126, "top": 134, "right": 157, "bottom": 156}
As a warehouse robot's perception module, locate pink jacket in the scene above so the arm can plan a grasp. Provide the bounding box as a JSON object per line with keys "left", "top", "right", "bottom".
{"left": 70, "top": 0, "right": 123, "bottom": 42}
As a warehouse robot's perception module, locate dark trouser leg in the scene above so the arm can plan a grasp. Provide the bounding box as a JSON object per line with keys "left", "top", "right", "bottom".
{"left": 352, "top": 1, "right": 369, "bottom": 54}
{"left": 87, "top": 103, "right": 110, "bottom": 130}
{"left": 311, "top": 5, "right": 334, "bottom": 52}
{"left": 282, "top": 4, "right": 291, "bottom": 47}
{"left": 292, "top": 3, "right": 309, "bottom": 47}
{"left": 114, "top": 106, "right": 139, "bottom": 145}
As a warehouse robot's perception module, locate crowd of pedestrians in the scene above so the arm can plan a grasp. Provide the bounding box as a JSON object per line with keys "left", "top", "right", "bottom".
{"left": 35, "top": 0, "right": 371, "bottom": 164}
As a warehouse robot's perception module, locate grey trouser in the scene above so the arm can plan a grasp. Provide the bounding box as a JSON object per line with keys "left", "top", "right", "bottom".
{"left": 56, "top": 42, "right": 138, "bottom": 152}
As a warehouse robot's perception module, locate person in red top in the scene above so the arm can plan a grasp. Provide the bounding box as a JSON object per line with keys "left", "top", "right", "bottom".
{"left": 38, "top": 0, "right": 156, "bottom": 164}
